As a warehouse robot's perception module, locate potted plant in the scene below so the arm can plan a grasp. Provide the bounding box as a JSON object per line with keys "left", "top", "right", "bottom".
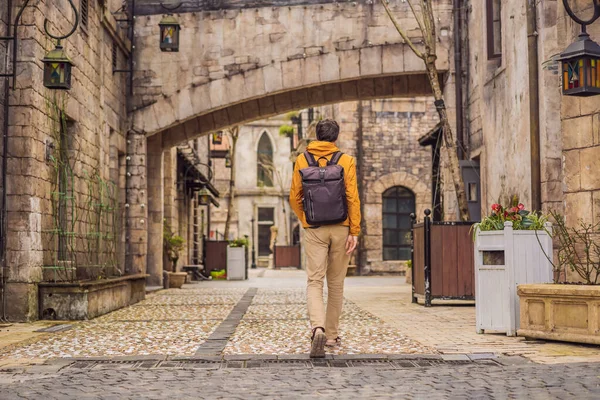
{"left": 227, "top": 237, "right": 248, "bottom": 280}
{"left": 163, "top": 222, "right": 188, "bottom": 289}
{"left": 472, "top": 196, "right": 553, "bottom": 336}
{"left": 518, "top": 212, "right": 600, "bottom": 345}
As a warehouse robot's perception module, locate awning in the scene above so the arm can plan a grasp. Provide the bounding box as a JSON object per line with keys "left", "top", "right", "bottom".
{"left": 176, "top": 144, "right": 220, "bottom": 198}
{"left": 418, "top": 122, "right": 443, "bottom": 147}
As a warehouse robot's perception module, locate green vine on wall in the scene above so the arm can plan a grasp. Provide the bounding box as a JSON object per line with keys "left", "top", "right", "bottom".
{"left": 41, "top": 92, "right": 122, "bottom": 282}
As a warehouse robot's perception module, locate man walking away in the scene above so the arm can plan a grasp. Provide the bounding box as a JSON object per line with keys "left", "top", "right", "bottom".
{"left": 289, "top": 119, "right": 361, "bottom": 358}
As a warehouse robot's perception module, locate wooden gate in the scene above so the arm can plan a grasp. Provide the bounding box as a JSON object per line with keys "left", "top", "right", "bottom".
{"left": 412, "top": 212, "right": 475, "bottom": 306}
{"left": 203, "top": 240, "right": 228, "bottom": 273}
{"left": 274, "top": 245, "right": 301, "bottom": 269}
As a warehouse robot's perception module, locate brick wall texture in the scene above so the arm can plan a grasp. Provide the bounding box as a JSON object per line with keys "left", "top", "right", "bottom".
{"left": 2, "top": 1, "right": 130, "bottom": 320}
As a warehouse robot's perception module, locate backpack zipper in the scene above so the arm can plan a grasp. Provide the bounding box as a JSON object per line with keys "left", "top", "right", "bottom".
{"left": 309, "top": 190, "right": 315, "bottom": 220}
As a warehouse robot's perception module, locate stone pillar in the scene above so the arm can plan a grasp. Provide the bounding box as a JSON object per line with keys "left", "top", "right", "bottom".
{"left": 126, "top": 130, "right": 147, "bottom": 276}
{"left": 163, "top": 148, "right": 177, "bottom": 271}
{"left": 146, "top": 135, "right": 164, "bottom": 286}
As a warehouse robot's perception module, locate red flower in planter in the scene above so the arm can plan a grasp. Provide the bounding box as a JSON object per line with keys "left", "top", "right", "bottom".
{"left": 518, "top": 203, "right": 525, "bottom": 211}
{"left": 491, "top": 203, "right": 501, "bottom": 213}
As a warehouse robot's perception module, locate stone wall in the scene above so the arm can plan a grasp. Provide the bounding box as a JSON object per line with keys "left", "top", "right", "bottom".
{"left": 464, "top": 0, "right": 563, "bottom": 214}
{"left": 320, "top": 98, "right": 435, "bottom": 274}
{"left": 3, "top": 1, "right": 130, "bottom": 320}
{"left": 558, "top": 9, "right": 600, "bottom": 229}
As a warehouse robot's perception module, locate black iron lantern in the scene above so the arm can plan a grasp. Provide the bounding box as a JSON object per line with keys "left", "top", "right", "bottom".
{"left": 212, "top": 131, "right": 223, "bottom": 145}
{"left": 559, "top": 33, "right": 600, "bottom": 96}
{"left": 159, "top": 15, "right": 180, "bottom": 52}
{"left": 559, "top": 0, "right": 600, "bottom": 96}
{"left": 225, "top": 152, "right": 232, "bottom": 168}
{"left": 42, "top": 42, "right": 74, "bottom": 90}
{"left": 198, "top": 188, "right": 212, "bottom": 206}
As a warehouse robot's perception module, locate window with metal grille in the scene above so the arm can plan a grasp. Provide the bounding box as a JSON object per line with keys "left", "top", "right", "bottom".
{"left": 382, "top": 186, "right": 415, "bottom": 261}
{"left": 81, "top": 0, "right": 89, "bottom": 30}
{"left": 486, "top": 0, "right": 502, "bottom": 60}
{"left": 112, "top": 41, "right": 117, "bottom": 71}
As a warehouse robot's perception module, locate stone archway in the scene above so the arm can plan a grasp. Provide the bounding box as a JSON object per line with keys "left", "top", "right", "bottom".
{"left": 130, "top": 1, "right": 455, "bottom": 279}
{"left": 363, "top": 171, "right": 431, "bottom": 274}
{"left": 131, "top": 1, "right": 453, "bottom": 147}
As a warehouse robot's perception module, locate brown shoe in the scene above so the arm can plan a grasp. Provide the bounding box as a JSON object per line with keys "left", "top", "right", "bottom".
{"left": 310, "top": 327, "right": 326, "bottom": 358}
{"left": 325, "top": 337, "right": 341, "bottom": 347}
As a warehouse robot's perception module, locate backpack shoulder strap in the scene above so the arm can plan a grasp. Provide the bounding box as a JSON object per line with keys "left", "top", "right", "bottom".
{"left": 304, "top": 151, "right": 317, "bottom": 167}
{"left": 329, "top": 152, "right": 344, "bottom": 165}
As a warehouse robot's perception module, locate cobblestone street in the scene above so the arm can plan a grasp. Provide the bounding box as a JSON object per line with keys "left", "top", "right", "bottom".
{"left": 1, "top": 270, "right": 600, "bottom": 398}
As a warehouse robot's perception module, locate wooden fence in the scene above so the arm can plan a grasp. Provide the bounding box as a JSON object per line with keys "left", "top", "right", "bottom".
{"left": 412, "top": 211, "right": 475, "bottom": 306}
{"left": 203, "top": 240, "right": 228, "bottom": 273}
{"left": 274, "top": 245, "right": 301, "bottom": 269}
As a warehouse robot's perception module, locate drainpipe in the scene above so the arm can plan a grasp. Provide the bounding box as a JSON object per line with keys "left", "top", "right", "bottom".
{"left": 453, "top": 0, "right": 465, "bottom": 159}
{"left": 1, "top": 0, "right": 13, "bottom": 321}
{"left": 526, "top": 0, "right": 542, "bottom": 211}
{"left": 355, "top": 101, "right": 366, "bottom": 276}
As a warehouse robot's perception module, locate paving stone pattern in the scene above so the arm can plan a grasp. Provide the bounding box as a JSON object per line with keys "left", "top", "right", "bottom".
{"left": 0, "top": 288, "right": 247, "bottom": 359}
{"left": 195, "top": 288, "right": 258, "bottom": 356}
{"left": 223, "top": 288, "right": 434, "bottom": 355}
{"left": 1, "top": 359, "right": 599, "bottom": 399}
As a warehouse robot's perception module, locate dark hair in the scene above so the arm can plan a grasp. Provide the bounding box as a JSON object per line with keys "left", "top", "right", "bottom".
{"left": 316, "top": 119, "right": 340, "bottom": 142}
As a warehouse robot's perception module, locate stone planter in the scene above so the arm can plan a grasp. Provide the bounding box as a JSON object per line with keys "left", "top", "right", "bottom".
{"left": 475, "top": 222, "right": 553, "bottom": 336}
{"left": 168, "top": 272, "right": 188, "bottom": 289}
{"left": 518, "top": 284, "right": 600, "bottom": 345}
{"left": 39, "top": 274, "right": 147, "bottom": 320}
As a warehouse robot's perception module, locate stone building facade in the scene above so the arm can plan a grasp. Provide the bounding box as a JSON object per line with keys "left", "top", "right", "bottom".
{"left": 320, "top": 98, "right": 435, "bottom": 274}
{"left": 463, "top": 1, "right": 599, "bottom": 281}
{"left": 209, "top": 117, "right": 296, "bottom": 267}
{"left": 0, "top": 0, "right": 136, "bottom": 320}
{"left": 463, "top": 1, "right": 598, "bottom": 222}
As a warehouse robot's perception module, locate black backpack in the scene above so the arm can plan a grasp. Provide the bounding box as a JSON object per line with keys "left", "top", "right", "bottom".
{"left": 299, "top": 151, "right": 348, "bottom": 226}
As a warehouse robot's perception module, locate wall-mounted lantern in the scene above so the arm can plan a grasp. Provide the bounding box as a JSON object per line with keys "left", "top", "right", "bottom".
{"left": 198, "top": 188, "right": 212, "bottom": 206}
{"left": 212, "top": 131, "right": 223, "bottom": 145}
{"left": 559, "top": 0, "right": 600, "bottom": 96}
{"left": 159, "top": 15, "right": 180, "bottom": 52}
{"left": 42, "top": 43, "right": 74, "bottom": 90}
{"left": 41, "top": 0, "right": 79, "bottom": 90}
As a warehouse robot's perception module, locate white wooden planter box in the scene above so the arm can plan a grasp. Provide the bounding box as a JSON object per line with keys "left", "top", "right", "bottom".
{"left": 474, "top": 221, "right": 553, "bottom": 336}
{"left": 227, "top": 246, "right": 246, "bottom": 280}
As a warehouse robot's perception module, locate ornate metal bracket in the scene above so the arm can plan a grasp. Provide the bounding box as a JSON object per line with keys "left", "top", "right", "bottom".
{"left": 563, "top": 0, "right": 600, "bottom": 34}
{"left": 43, "top": 0, "right": 79, "bottom": 45}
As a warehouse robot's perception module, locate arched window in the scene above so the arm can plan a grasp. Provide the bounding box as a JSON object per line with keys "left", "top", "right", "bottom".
{"left": 257, "top": 133, "right": 274, "bottom": 187}
{"left": 382, "top": 186, "right": 415, "bottom": 261}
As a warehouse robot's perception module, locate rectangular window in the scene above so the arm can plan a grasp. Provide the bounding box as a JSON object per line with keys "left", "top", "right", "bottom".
{"left": 258, "top": 208, "right": 274, "bottom": 223}
{"left": 468, "top": 182, "right": 478, "bottom": 202}
{"left": 486, "top": 0, "right": 502, "bottom": 60}
{"left": 257, "top": 207, "right": 275, "bottom": 256}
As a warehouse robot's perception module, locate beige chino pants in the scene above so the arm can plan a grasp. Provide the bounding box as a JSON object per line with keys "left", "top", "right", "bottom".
{"left": 304, "top": 225, "right": 352, "bottom": 340}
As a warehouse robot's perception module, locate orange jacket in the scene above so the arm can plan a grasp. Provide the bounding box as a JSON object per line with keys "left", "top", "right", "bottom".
{"left": 289, "top": 141, "right": 361, "bottom": 236}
